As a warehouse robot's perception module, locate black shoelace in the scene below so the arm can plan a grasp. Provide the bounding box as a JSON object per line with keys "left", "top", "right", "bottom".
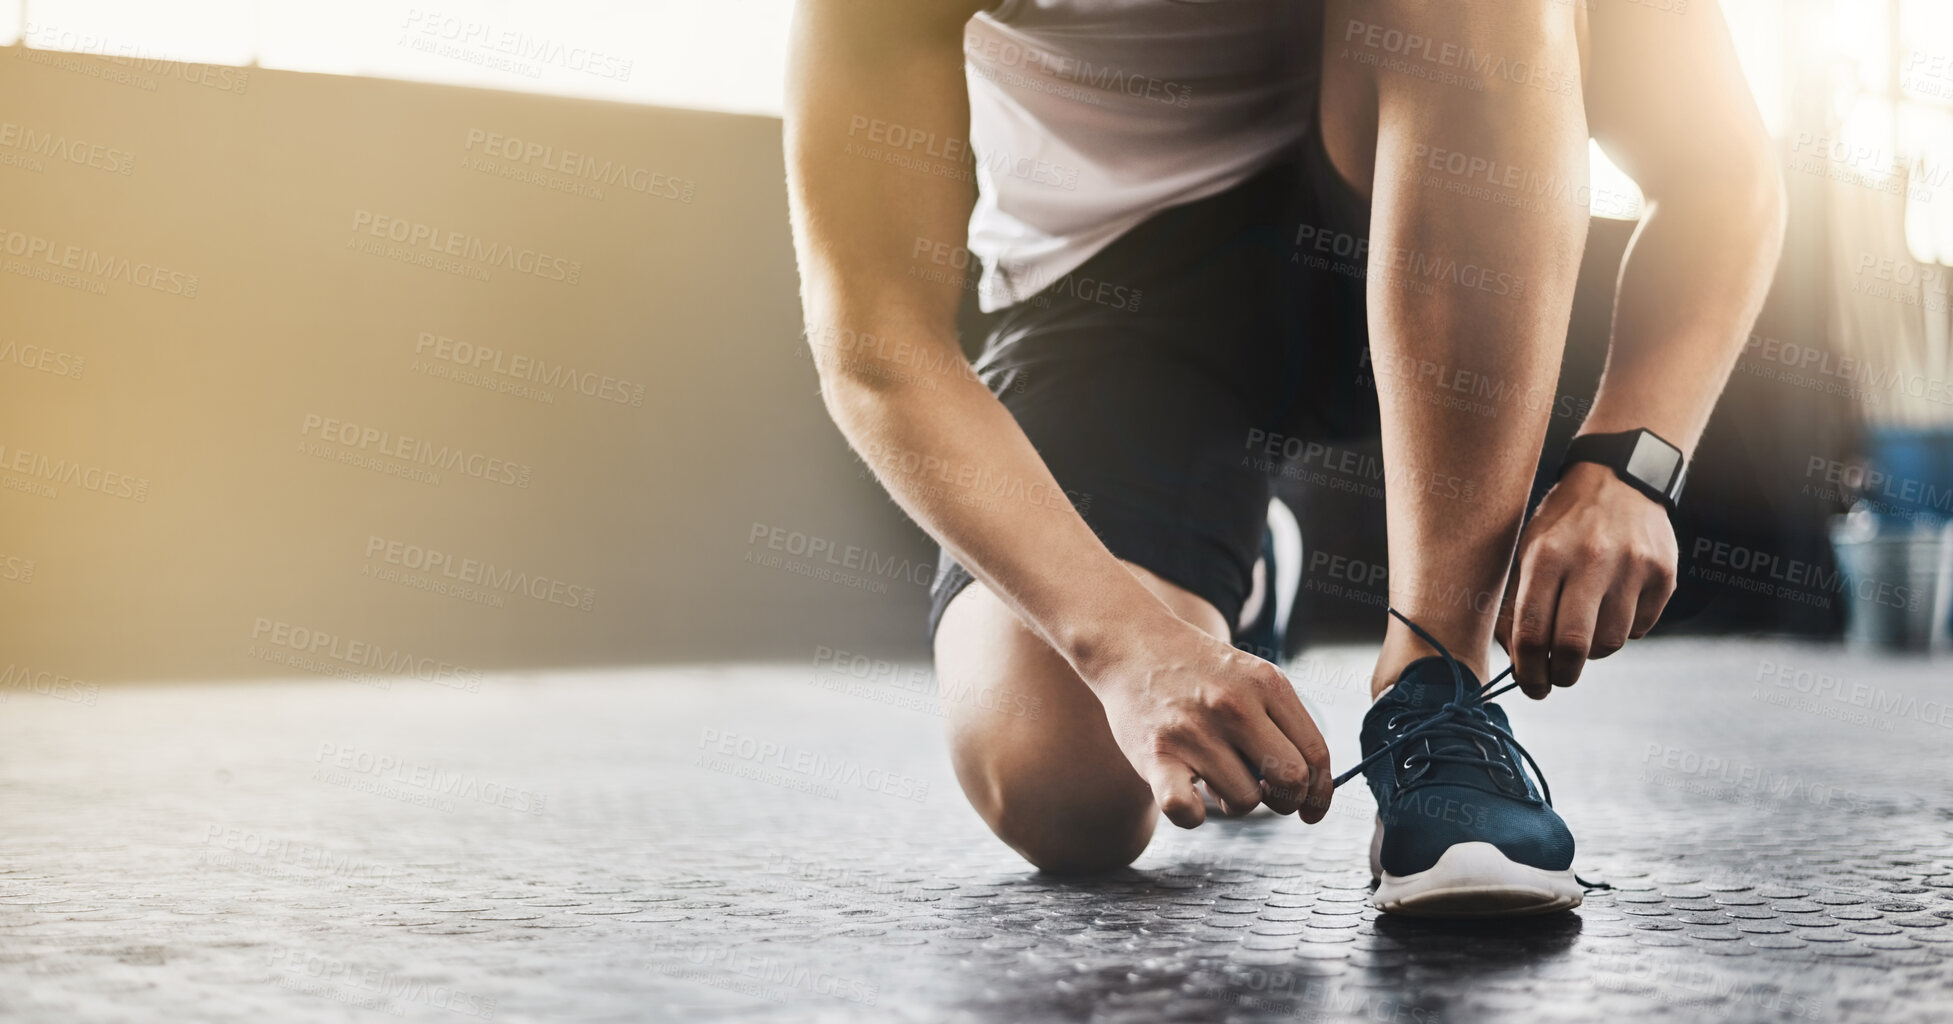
{"left": 1329, "top": 608, "right": 1549, "bottom": 806}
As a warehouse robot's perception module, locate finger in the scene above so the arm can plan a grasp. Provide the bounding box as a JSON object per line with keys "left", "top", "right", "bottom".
{"left": 1235, "top": 716, "right": 1309, "bottom": 815}
{"left": 1257, "top": 676, "right": 1334, "bottom": 823}
{"left": 1549, "top": 570, "right": 1609, "bottom": 689}
{"left": 1589, "top": 583, "right": 1636, "bottom": 660}
{"left": 1509, "top": 554, "right": 1562, "bottom": 699}
{"left": 1190, "top": 741, "right": 1264, "bottom": 818}
{"left": 1297, "top": 749, "right": 1334, "bottom": 825}
{"left": 1147, "top": 760, "right": 1205, "bottom": 829}
{"left": 1493, "top": 571, "right": 1520, "bottom": 654}
{"left": 1629, "top": 561, "right": 1677, "bottom": 639}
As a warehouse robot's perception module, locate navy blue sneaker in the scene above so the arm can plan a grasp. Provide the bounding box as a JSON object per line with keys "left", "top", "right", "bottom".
{"left": 1334, "top": 610, "right": 1581, "bottom": 916}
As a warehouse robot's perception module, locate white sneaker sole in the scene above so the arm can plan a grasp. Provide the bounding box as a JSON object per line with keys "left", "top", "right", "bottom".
{"left": 1371, "top": 824, "right": 1582, "bottom": 917}
{"left": 1266, "top": 496, "right": 1302, "bottom": 637}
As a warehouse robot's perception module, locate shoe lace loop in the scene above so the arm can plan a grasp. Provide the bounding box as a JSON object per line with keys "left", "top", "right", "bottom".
{"left": 1329, "top": 608, "right": 1553, "bottom": 807}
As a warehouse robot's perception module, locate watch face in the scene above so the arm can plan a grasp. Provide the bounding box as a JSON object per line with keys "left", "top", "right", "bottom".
{"left": 1626, "top": 432, "right": 1683, "bottom": 495}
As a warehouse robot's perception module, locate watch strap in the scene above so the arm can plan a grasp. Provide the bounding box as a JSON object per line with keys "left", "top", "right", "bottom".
{"left": 1560, "top": 429, "right": 1686, "bottom": 511}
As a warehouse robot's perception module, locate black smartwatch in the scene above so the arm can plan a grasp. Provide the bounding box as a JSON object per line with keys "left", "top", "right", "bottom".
{"left": 1559, "top": 429, "right": 1688, "bottom": 512}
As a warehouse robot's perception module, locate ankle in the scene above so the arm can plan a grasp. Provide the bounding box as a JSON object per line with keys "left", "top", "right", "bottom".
{"left": 1369, "top": 615, "right": 1492, "bottom": 700}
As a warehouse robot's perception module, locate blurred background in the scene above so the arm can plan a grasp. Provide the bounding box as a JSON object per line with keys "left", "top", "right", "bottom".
{"left": 2, "top": 0, "right": 1950, "bottom": 688}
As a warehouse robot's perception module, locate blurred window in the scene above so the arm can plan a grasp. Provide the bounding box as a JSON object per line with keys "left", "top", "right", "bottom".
{"left": 13, "top": 0, "right": 796, "bottom": 116}
{"left": 9, "top": 0, "right": 1839, "bottom": 228}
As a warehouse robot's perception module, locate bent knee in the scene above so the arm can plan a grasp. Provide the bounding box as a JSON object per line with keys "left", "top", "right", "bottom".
{"left": 956, "top": 745, "right": 1157, "bottom": 874}
{"left": 953, "top": 726, "right": 1148, "bottom": 871}
{"left": 935, "top": 579, "right": 1174, "bottom": 873}
{"left": 991, "top": 787, "right": 1157, "bottom": 874}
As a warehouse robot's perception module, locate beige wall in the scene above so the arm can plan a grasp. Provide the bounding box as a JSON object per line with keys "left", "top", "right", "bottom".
{"left": 0, "top": 48, "right": 935, "bottom": 685}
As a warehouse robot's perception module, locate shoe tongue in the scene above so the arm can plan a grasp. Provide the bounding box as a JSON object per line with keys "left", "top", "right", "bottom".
{"left": 1382, "top": 657, "right": 1519, "bottom": 793}
{"left": 1384, "top": 656, "right": 1482, "bottom": 710}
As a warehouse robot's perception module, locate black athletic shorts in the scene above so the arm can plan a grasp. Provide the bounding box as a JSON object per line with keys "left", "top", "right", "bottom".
{"left": 926, "top": 122, "right": 1379, "bottom": 639}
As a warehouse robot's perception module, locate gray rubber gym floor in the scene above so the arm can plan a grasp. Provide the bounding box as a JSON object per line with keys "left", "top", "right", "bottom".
{"left": 3, "top": 640, "right": 1950, "bottom": 1024}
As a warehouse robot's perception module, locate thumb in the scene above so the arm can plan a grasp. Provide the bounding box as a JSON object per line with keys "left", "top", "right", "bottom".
{"left": 1147, "top": 760, "right": 1205, "bottom": 829}
{"left": 1494, "top": 576, "right": 1519, "bottom": 654}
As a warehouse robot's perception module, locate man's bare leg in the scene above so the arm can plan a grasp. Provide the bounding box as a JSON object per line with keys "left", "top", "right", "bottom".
{"left": 934, "top": 563, "right": 1234, "bottom": 873}
{"left": 1318, "top": 0, "right": 1591, "bottom": 694}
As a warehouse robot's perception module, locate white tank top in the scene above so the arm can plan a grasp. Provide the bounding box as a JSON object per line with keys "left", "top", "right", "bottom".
{"left": 963, "top": 0, "right": 1322, "bottom": 311}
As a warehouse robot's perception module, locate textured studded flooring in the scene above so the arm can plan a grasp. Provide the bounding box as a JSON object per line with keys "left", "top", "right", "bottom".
{"left": 2, "top": 640, "right": 1951, "bottom": 1023}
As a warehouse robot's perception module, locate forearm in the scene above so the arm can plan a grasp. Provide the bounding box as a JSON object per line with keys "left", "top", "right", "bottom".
{"left": 1582, "top": 0, "right": 1788, "bottom": 455}
{"left": 817, "top": 362, "right": 1176, "bottom": 670}
{"left": 785, "top": 0, "right": 1176, "bottom": 679}
{"left": 1497, "top": 0, "right": 1781, "bottom": 688}
{"left": 1366, "top": 77, "right": 1591, "bottom": 441}
{"left": 1581, "top": 173, "right": 1786, "bottom": 452}
{"left": 1349, "top": 1, "right": 1590, "bottom": 625}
